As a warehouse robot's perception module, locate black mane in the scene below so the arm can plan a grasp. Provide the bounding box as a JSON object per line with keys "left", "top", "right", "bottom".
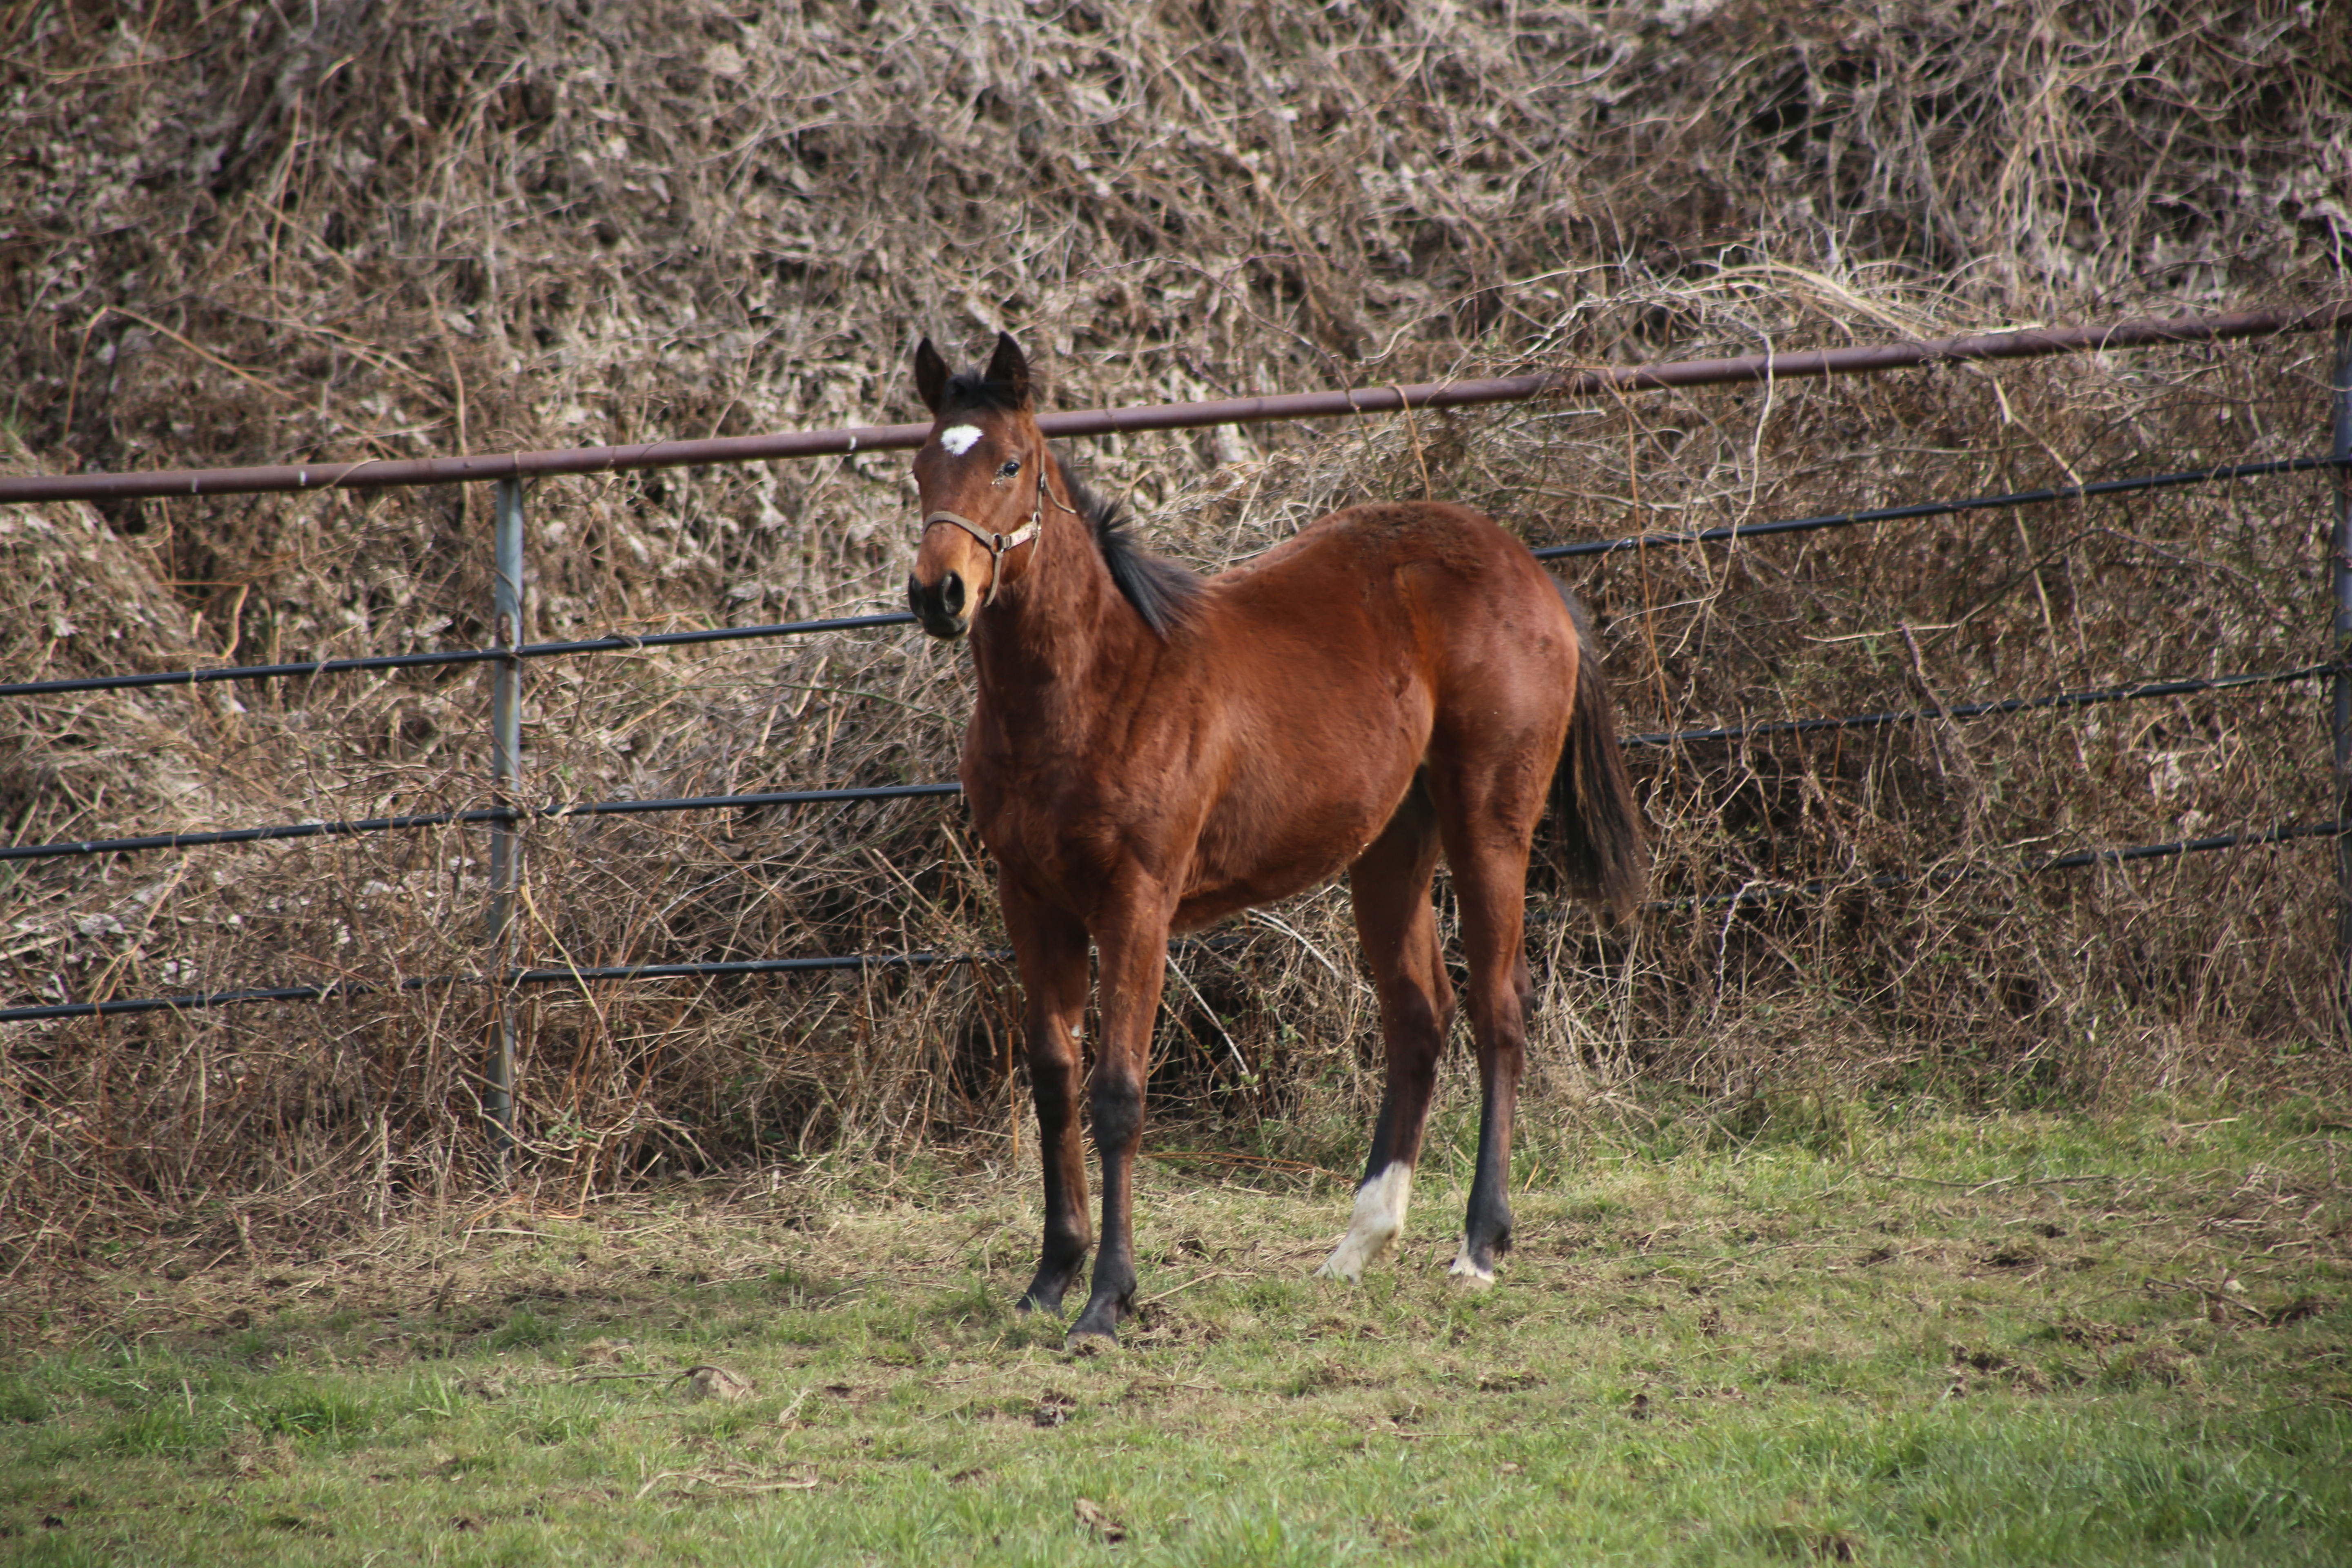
{"left": 1052, "top": 451, "right": 1202, "bottom": 639}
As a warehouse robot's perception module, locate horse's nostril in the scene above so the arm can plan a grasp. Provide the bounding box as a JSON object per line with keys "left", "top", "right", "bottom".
{"left": 908, "top": 570, "right": 970, "bottom": 637}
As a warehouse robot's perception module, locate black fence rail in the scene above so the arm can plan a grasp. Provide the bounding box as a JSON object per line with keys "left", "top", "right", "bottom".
{"left": 0, "top": 612, "right": 918, "bottom": 701}
{"left": 6, "top": 304, "right": 2351, "bottom": 1149}
{"left": 10, "top": 452, "right": 2336, "bottom": 704}
{"left": 3, "top": 661, "right": 2336, "bottom": 865}
{"left": 0, "top": 949, "right": 971, "bottom": 1025}
{"left": 1531, "top": 453, "right": 2349, "bottom": 560}
{"left": 0, "top": 784, "right": 964, "bottom": 863}
{"left": 1659, "top": 820, "right": 2345, "bottom": 913}
{"left": 4, "top": 817, "right": 2335, "bottom": 1023}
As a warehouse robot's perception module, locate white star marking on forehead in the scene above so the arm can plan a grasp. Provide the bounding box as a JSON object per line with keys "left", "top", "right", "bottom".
{"left": 939, "top": 425, "right": 983, "bottom": 456}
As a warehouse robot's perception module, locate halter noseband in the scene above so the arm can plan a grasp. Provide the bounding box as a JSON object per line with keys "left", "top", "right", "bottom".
{"left": 918, "top": 462, "right": 1056, "bottom": 610}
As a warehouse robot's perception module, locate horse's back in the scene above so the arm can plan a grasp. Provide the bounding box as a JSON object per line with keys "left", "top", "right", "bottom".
{"left": 1206, "top": 501, "right": 1579, "bottom": 716}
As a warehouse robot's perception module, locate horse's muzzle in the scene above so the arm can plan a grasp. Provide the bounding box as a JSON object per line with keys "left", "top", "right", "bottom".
{"left": 908, "top": 570, "right": 969, "bottom": 639}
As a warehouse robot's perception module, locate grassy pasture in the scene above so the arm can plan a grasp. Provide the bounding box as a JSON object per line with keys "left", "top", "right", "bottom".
{"left": 2, "top": 1094, "right": 2348, "bottom": 1566}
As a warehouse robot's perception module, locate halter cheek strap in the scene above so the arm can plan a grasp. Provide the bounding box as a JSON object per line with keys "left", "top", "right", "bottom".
{"left": 918, "top": 511, "right": 1038, "bottom": 608}
{"left": 918, "top": 466, "right": 1054, "bottom": 609}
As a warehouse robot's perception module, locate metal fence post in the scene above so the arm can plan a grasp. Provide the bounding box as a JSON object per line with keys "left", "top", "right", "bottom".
{"left": 485, "top": 478, "right": 526, "bottom": 1161}
{"left": 2332, "top": 327, "right": 2352, "bottom": 1027}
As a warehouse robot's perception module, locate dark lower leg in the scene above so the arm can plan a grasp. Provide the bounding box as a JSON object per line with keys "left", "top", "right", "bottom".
{"left": 1456, "top": 1042, "right": 1521, "bottom": 1276}
{"left": 1067, "top": 1063, "right": 1141, "bottom": 1340}
{"left": 1005, "top": 889, "right": 1091, "bottom": 1314}
{"left": 1435, "top": 838, "right": 1534, "bottom": 1282}
{"left": 1021, "top": 1054, "right": 1091, "bottom": 1311}
{"left": 1066, "top": 920, "right": 1164, "bottom": 1344}
{"left": 1317, "top": 1038, "right": 1441, "bottom": 1281}
{"left": 1362, "top": 933, "right": 1448, "bottom": 1180}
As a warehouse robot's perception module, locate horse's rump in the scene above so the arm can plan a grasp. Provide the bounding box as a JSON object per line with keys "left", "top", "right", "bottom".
{"left": 1171, "top": 502, "right": 1587, "bottom": 924}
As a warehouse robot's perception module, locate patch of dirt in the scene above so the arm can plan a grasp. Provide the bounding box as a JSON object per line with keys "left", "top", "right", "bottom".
{"left": 2057, "top": 1322, "right": 2138, "bottom": 1348}
{"left": 1476, "top": 1370, "right": 1546, "bottom": 1392}
{"left": 1951, "top": 1345, "right": 2056, "bottom": 1394}
{"left": 2103, "top": 1346, "right": 2198, "bottom": 1389}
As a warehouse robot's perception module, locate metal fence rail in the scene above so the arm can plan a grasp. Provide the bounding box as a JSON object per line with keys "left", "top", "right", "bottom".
{"left": 9, "top": 454, "right": 2339, "bottom": 703}
{"left": 3, "top": 817, "right": 2332, "bottom": 1024}
{"left": 0, "top": 612, "right": 919, "bottom": 701}
{"left": 0, "top": 949, "right": 969, "bottom": 1024}
{"left": 1, "top": 304, "right": 2341, "bottom": 504}
{"left": 0, "top": 783, "right": 964, "bottom": 863}
{"left": 4, "top": 663, "right": 2334, "bottom": 865}
{"left": 1532, "top": 454, "right": 2349, "bottom": 561}
{"left": 1661, "top": 820, "right": 2345, "bottom": 912}
{"left": 6, "top": 304, "right": 2349, "bottom": 1148}
{"left": 1622, "top": 661, "right": 2342, "bottom": 748}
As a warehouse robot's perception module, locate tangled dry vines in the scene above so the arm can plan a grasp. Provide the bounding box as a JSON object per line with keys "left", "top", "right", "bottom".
{"left": 2, "top": 0, "right": 2348, "bottom": 1258}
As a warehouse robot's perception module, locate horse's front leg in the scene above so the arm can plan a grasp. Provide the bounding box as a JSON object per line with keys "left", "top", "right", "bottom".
{"left": 1002, "top": 881, "right": 1094, "bottom": 1314}
{"left": 1066, "top": 894, "right": 1173, "bottom": 1347}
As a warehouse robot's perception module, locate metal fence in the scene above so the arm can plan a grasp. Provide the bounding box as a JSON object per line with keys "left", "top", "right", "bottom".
{"left": 5, "top": 306, "right": 2350, "bottom": 1153}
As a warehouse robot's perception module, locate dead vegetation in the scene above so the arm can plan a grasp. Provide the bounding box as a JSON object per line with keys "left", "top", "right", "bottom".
{"left": 1, "top": 0, "right": 2349, "bottom": 1258}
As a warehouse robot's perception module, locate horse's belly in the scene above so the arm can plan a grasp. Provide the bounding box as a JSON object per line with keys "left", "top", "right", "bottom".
{"left": 1171, "top": 777, "right": 1406, "bottom": 932}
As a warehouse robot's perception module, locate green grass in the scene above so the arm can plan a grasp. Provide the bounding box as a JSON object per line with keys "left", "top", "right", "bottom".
{"left": 2, "top": 1094, "right": 2347, "bottom": 1564}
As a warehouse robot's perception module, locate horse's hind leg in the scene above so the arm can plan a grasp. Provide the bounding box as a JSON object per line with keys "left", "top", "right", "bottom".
{"left": 1428, "top": 757, "right": 1551, "bottom": 1286}
{"left": 1318, "top": 780, "right": 1451, "bottom": 1283}
{"left": 1003, "top": 882, "right": 1093, "bottom": 1313}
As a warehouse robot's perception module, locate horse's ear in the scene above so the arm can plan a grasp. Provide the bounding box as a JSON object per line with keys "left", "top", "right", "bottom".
{"left": 986, "top": 332, "right": 1032, "bottom": 407}
{"left": 913, "top": 338, "right": 951, "bottom": 416}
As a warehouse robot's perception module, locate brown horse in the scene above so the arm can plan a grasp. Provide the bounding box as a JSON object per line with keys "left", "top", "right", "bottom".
{"left": 906, "top": 334, "right": 1645, "bottom": 1346}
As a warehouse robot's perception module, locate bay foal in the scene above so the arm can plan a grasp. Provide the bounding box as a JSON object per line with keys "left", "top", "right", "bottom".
{"left": 906, "top": 334, "right": 1644, "bottom": 1345}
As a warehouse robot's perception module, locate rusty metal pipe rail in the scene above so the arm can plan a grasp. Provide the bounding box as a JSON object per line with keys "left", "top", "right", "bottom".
{"left": 2, "top": 305, "right": 2343, "bottom": 506}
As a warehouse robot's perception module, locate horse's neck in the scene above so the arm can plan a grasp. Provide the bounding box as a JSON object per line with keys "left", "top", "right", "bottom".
{"left": 968, "top": 499, "right": 1141, "bottom": 747}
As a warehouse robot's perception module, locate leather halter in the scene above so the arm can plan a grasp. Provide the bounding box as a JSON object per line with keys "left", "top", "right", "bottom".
{"left": 918, "top": 461, "right": 1054, "bottom": 609}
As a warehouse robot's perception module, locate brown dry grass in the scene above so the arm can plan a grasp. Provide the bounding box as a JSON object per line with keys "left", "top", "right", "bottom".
{"left": 1, "top": 0, "right": 2349, "bottom": 1261}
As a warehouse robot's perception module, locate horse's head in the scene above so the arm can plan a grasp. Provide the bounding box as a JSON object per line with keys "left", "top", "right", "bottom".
{"left": 906, "top": 332, "right": 1052, "bottom": 639}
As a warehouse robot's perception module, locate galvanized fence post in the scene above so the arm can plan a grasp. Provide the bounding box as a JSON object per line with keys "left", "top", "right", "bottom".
{"left": 2332, "top": 327, "right": 2352, "bottom": 1027}
{"left": 485, "top": 478, "right": 526, "bottom": 1161}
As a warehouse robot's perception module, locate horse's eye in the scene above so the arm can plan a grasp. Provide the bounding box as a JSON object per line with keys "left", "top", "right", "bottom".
{"left": 997, "top": 458, "right": 1021, "bottom": 479}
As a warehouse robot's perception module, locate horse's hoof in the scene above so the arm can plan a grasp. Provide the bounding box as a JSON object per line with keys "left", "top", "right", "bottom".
{"left": 1018, "top": 1264, "right": 1082, "bottom": 1316}
{"left": 1065, "top": 1293, "right": 1126, "bottom": 1346}
{"left": 1448, "top": 1242, "right": 1497, "bottom": 1288}
{"left": 1313, "top": 1253, "right": 1364, "bottom": 1283}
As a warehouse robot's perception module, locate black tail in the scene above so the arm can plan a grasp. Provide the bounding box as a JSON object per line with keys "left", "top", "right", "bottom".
{"left": 1549, "top": 581, "right": 1647, "bottom": 920}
